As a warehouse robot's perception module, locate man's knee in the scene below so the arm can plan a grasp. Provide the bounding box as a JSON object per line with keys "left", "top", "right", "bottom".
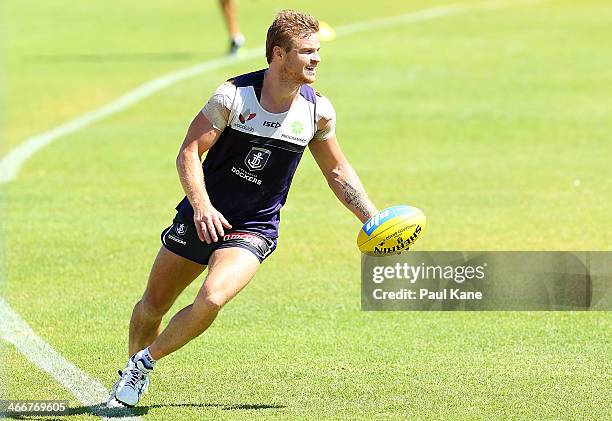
{"left": 193, "top": 291, "right": 227, "bottom": 314}
{"left": 139, "top": 291, "right": 173, "bottom": 318}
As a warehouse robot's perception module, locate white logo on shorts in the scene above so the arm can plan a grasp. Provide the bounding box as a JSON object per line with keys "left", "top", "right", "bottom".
{"left": 176, "top": 223, "right": 187, "bottom": 236}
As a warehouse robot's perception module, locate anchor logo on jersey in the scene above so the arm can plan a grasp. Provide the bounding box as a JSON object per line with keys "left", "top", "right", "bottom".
{"left": 244, "top": 147, "right": 271, "bottom": 171}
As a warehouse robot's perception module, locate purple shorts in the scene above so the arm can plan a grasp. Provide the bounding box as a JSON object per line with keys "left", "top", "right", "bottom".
{"left": 161, "top": 213, "right": 276, "bottom": 265}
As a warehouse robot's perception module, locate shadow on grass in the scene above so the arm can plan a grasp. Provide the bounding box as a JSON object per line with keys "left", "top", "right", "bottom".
{"left": 1, "top": 402, "right": 286, "bottom": 419}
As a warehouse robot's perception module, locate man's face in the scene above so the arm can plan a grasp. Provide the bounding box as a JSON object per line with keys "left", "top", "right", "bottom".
{"left": 280, "top": 33, "right": 321, "bottom": 84}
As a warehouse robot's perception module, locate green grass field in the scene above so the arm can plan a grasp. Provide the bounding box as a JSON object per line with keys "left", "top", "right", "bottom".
{"left": 2, "top": 0, "right": 611, "bottom": 419}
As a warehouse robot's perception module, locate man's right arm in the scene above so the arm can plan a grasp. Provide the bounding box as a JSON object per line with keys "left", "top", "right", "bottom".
{"left": 176, "top": 112, "right": 231, "bottom": 244}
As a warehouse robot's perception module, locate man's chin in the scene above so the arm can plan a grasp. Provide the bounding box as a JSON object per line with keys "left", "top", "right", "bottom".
{"left": 302, "top": 73, "right": 316, "bottom": 84}
{"left": 280, "top": 68, "right": 315, "bottom": 85}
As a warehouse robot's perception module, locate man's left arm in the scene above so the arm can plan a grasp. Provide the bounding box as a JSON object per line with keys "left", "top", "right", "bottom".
{"left": 309, "top": 134, "right": 378, "bottom": 223}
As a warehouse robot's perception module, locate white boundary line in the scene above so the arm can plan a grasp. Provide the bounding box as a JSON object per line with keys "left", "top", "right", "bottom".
{"left": 0, "top": 1, "right": 545, "bottom": 417}
{"left": 0, "top": 51, "right": 262, "bottom": 184}
{"left": 0, "top": 298, "right": 141, "bottom": 420}
{"left": 0, "top": 0, "right": 544, "bottom": 185}
{"left": 336, "top": 0, "right": 544, "bottom": 36}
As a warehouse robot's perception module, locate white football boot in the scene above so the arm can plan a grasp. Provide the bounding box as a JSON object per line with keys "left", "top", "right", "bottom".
{"left": 105, "top": 369, "right": 124, "bottom": 408}
{"left": 112, "top": 356, "right": 152, "bottom": 407}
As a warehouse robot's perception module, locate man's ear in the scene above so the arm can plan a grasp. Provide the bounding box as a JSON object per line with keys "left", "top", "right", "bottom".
{"left": 273, "top": 45, "right": 284, "bottom": 61}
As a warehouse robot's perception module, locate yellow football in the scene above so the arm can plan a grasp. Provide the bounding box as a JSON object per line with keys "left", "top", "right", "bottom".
{"left": 357, "top": 205, "right": 426, "bottom": 256}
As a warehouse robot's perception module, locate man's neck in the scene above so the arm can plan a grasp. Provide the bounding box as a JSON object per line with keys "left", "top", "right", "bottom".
{"left": 260, "top": 68, "right": 301, "bottom": 114}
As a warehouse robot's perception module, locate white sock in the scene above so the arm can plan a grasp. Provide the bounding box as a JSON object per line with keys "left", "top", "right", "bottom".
{"left": 232, "top": 33, "right": 245, "bottom": 46}
{"left": 134, "top": 347, "right": 156, "bottom": 370}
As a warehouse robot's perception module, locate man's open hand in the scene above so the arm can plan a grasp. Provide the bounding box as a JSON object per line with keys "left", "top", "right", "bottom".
{"left": 193, "top": 204, "right": 232, "bottom": 243}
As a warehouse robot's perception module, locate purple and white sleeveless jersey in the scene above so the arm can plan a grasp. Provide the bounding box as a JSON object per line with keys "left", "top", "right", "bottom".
{"left": 176, "top": 69, "right": 335, "bottom": 239}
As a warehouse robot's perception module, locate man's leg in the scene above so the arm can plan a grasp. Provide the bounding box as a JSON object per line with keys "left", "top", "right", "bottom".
{"left": 218, "top": 0, "right": 245, "bottom": 54}
{"left": 219, "top": 0, "right": 240, "bottom": 38}
{"left": 129, "top": 246, "right": 206, "bottom": 356}
{"left": 147, "top": 247, "right": 260, "bottom": 360}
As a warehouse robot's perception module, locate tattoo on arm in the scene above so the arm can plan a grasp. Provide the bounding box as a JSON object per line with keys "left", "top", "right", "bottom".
{"left": 339, "top": 179, "right": 371, "bottom": 218}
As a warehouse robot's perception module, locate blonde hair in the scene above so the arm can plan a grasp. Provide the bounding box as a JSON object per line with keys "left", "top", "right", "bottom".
{"left": 265, "top": 10, "right": 319, "bottom": 64}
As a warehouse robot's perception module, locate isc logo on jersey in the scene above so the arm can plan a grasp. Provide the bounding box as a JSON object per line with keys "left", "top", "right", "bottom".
{"left": 357, "top": 205, "right": 426, "bottom": 256}
{"left": 263, "top": 121, "right": 281, "bottom": 128}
